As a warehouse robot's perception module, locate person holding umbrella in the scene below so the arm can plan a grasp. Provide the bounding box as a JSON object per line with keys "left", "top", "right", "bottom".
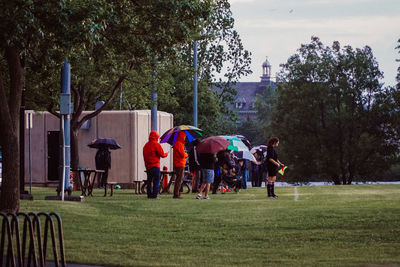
{"left": 89, "top": 138, "right": 121, "bottom": 188}
{"left": 266, "top": 137, "right": 284, "bottom": 198}
{"left": 143, "top": 131, "right": 168, "bottom": 199}
{"left": 195, "top": 136, "right": 231, "bottom": 195}
{"left": 95, "top": 147, "right": 111, "bottom": 188}
{"left": 173, "top": 131, "right": 188, "bottom": 199}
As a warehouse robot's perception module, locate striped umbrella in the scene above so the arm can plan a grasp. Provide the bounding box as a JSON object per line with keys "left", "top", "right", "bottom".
{"left": 160, "top": 125, "right": 203, "bottom": 145}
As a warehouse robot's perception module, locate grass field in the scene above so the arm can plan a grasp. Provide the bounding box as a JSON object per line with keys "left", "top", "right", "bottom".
{"left": 18, "top": 185, "right": 400, "bottom": 267}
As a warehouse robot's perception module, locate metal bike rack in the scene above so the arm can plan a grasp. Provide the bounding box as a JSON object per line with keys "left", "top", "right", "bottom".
{"left": 0, "top": 212, "right": 66, "bottom": 267}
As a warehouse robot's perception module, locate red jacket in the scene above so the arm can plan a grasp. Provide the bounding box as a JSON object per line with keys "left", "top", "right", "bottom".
{"left": 173, "top": 131, "right": 188, "bottom": 167}
{"left": 143, "top": 131, "right": 168, "bottom": 170}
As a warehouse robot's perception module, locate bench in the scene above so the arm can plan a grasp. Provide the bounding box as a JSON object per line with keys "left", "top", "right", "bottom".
{"left": 133, "top": 180, "right": 142, "bottom": 194}
{"left": 104, "top": 182, "right": 117, "bottom": 197}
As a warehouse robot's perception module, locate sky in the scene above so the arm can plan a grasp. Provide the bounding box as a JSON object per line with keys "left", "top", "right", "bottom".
{"left": 228, "top": 0, "right": 400, "bottom": 86}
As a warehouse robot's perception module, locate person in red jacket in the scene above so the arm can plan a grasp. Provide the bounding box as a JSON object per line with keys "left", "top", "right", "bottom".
{"left": 143, "top": 131, "right": 168, "bottom": 199}
{"left": 173, "top": 131, "right": 188, "bottom": 199}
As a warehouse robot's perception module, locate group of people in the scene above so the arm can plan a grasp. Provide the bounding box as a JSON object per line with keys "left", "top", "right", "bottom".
{"left": 142, "top": 130, "right": 284, "bottom": 200}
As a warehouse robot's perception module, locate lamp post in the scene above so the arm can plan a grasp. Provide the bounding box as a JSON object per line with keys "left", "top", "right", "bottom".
{"left": 19, "top": 88, "right": 27, "bottom": 195}
{"left": 60, "top": 59, "right": 72, "bottom": 201}
{"left": 193, "top": 41, "right": 198, "bottom": 127}
{"left": 151, "top": 56, "right": 158, "bottom": 131}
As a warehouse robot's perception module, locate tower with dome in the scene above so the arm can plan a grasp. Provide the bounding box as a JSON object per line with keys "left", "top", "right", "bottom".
{"left": 213, "top": 57, "right": 276, "bottom": 122}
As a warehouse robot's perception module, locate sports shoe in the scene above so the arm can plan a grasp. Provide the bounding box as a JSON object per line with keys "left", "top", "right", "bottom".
{"left": 196, "top": 194, "right": 202, "bottom": 199}
{"left": 203, "top": 196, "right": 210, "bottom": 200}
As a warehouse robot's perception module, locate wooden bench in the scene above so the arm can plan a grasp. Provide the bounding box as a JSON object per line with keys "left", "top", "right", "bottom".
{"left": 104, "top": 182, "right": 117, "bottom": 197}
{"left": 132, "top": 180, "right": 145, "bottom": 194}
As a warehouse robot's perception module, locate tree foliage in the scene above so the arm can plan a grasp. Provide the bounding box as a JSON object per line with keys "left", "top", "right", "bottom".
{"left": 270, "top": 37, "right": 398, "bottom": 184}
{"left": 126, "top": 1, "right": 251, "bottom": 136}
{"left": 25, "top": 0, "right": 213, "bottom": 170}
{"left": 108, "top": 0, "right": 252, "bottom": 136}
{"left": 0, "top": 0, "right": 213, "bottom": 212}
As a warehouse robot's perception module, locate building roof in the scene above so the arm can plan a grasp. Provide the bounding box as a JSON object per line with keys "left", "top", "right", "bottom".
{"left": 212, "top": 57, "right": 276, "bottom": 121}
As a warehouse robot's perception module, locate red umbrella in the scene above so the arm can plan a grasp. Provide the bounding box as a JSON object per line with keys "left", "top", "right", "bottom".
{"left": 197, "top": 136, "right": 231, "bottom": 154}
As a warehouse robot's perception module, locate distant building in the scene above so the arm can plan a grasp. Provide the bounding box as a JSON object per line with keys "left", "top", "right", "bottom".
{"left": 214, "top": 57, "right": 276, "bottom": 122}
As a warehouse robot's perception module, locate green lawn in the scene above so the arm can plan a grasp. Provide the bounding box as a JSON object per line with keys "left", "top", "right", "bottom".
{"left": 19, "top": 185, "right": 400, "bottom": 267}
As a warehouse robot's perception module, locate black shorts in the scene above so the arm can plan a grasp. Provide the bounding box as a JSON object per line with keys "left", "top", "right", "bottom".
{"left": 267, "top": 164, "right": 278, "bottom": 177}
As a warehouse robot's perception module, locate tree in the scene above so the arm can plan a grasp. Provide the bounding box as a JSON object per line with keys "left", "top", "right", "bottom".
{"left": 0, "top": 0, "right": 212, "bottom": 212}
{"left": 0, "top": 0, "right": 67, "bottom": 212}
{"left": 270, "top": 37, "right": 397, "bottom": 184}
{"left": 115, "top": 0, "right": 252, "bottom": 136}
{"left": 397, "top": 38, "right": 400, "bottom": 88}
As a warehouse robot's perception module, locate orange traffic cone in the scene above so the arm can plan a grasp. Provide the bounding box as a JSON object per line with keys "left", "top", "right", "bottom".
{"left": 162, "top": 166, "right": 168, "bottom": 193}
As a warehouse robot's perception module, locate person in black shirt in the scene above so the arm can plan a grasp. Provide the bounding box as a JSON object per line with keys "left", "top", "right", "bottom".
{"left": 251, "top": 152, "right": 263, "bottom": 187}
{"left": 188, "top": 139, "right": 201, "bottom": 193}
{"left": 266, "top": 137, "right": 284, "bottom": 198}
{"left": 95, "top": 147, "right": 111, "bottom": 188}
{"left": 197, "top": 153, "right": 216, "bottom": 200}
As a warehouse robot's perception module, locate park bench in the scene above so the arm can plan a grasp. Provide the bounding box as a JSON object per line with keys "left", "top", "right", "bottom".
{"left": 104, "top": 181, "right": 117, "bottom": 196}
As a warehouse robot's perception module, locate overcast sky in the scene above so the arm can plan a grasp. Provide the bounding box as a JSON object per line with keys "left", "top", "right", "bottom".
{"left": 228, "top": 0, "right": 400, "bottom": 86}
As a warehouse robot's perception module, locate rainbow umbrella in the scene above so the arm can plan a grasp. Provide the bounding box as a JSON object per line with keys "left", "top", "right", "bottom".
{"left": 160, "top": 125, "right": 203, "bottom": 145}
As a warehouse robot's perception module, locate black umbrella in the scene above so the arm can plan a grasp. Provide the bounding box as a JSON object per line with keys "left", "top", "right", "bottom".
{"left": 88, "top": 138, "right": 121, "bottom": 150}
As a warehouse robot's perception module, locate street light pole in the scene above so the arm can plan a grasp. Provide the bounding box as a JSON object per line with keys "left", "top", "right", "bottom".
{"left": 193, "top": 41, "right": 198, "bottom": 127}
{"left": 19, "top": 87, "right": 27, "bottom": 194}
{"left": 151, "top": 56, "right": 158, "bottom": 131}
{"left": 60, "top": 59, "right": 72, "bottom": 201}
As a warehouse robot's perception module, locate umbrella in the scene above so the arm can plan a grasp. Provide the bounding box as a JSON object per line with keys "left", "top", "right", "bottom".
{"left": 250, "top": 145, "right": 267, "bottom": 155}
{"left": 88, "top": 138, "right": 121, "bottom": 150}
{"left": 197, "top": 136, "right": 231, "bottom": 154}
{"left": 160, "top": 125, "right": 203, "bottom": 146}
{"left": 233, "top": 150, "right": 256, "bottom": 162}
{"left": 219, "top": 136, "right": 249, "bottom": 152}
{"left": 234, "top": 135, "right": 251, "bottom": 149}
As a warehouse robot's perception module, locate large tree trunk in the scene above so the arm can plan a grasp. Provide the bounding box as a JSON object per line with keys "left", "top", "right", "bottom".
{"left": 0, "top": 134, "right": 20, "bottom": 212}
{"left": 0, "top": 47, "right": 23, "bottom": 213}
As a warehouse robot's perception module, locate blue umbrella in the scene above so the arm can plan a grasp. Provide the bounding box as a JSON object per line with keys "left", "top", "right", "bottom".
{"left": 88, "top": 138, "right": 121, "bottom": 150}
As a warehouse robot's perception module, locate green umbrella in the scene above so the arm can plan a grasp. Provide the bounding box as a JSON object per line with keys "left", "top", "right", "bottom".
{"left": 219, "top": 135, "right": 249, "bottom": 152}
